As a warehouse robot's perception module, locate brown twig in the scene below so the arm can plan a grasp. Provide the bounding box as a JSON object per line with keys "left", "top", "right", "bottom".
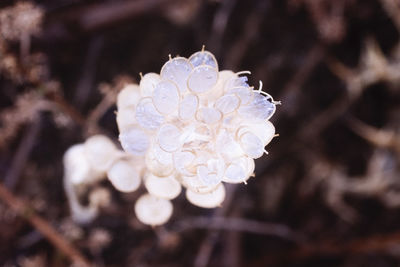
{"left": 0, "top": 182, "right": 92, "bottom": 267}
{"left": 4, "top": 117, "right": 41, "bottom": 190}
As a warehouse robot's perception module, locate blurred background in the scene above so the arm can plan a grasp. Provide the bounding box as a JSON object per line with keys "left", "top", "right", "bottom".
{"left": 1, "top": 0, "right": 400, "bottom": 266}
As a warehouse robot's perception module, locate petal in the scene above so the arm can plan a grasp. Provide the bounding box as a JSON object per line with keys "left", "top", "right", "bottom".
{"left": 186, "top": 183, "right": 225, "bottom": 208}
{"left": 196, "top": 107, "right": 222, "bottom": 124}
{"left": 239, "top": 132, "right": 264, "bottom": 159}
{"left": 119, "top": 126, "right": 150, "bottom": 156}
{"left": 160, "top": 57, "right": 192, "bottom": 93}
{"left": 157, "top": 123, "right": 182, "bottom": 152}
{"left": 152, "top": 80, "right": 180, "bottom": 114}
{"left": 135, "top": 97, "right": 164, "bottom": 131}
{"left": 117, "top": 84, "right": 141, "bottom": 110}
{"left": 238, "top": 92, "right": 276, "bottom": 121}
{"left": 134, "top": 194, "right": 173, "bottom": 226}
{"left": 140, "top": 73, "right": 161, "bottom": 97}
{"left": 188, "top": 65, "right": 218, "bottom": 94}
{"left": 84, "top": 135, "right": 117, "bottom": 172}
{"left": 179, "top": 94, "right": 199, "bottom": 121}
{"left": 188, "top": 50, "right": 218, "bottom": 69}
{"left": 215, "top": 94, "right": 240, "bottom": 114}
{"left": 145, "top": 174, "right": 181, "bottom": 200}
{"left": 107, "top": 160, "right": 141, "bottom": 192}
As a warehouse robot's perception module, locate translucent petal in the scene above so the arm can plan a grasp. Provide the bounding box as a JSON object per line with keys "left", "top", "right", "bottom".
{"left": 179, "top": 94, "right": 198, "bottom": 120}
{"left": 135, "top": 97, "right": 164, "bottom": 131}
{"left": 173, "top": 150, "right": 196, "bottom": 176}
{"left": 188, "top": 66, "right": 218, "bottom": 94}
{"left": 238, "top": 92, "right": 276, "bottom": 121}
{"left": 196, "top": 107, "right": 222, "bottom": 124}
{"left": 215, "top": 129, "right": 243, "bottom": 160}
{"left": 215, "top": 94, "right": 240, "bottom": 114}
{"left": 152, "top": 143, "right": 173, "bottom": 165}
{"left": 157, "top": 123, "right": 182, "bottom": 152}
{"left": 197, "top": 165, "right": 221, "bottom": 186}
{"left": 242, "top": 120, "right": 275, "bottom": 146}
{"left": 116, "top": 106, "right": 136, "bottom": 132}
{"left": 107, "top": 160, "right": 141, "bottom": 192}
{"left": 140, "top": 73, "right": 161, "bottom": 97}
{"left": 160, "top": 57, "right": 192, "bottom": 93}
{"left": 188, "top": 50, "right": 218, "bottom": 69}
{"left": 239, "top": 132, "right": 264, "bottom": 159}
{"left": 134, "top": 194, "right": 173, "bottom": 226}
{"left": 186, "top": 183, "right": 225, "bottom": 208}
{"left": 225, "top": 76, "right": 250, "bottom": 89}
{"left": 119, "top": 126, "right": 150, "bottom": 156}
{"left": 152, "top": 80, "right": 180, "bottom": 114}
{"left": 223, "top": 163, "right": 246, "bottom": 184}
{"left": 228, "top": 86, "right": 254, "bottom": 105}
{"left": 117, "top": 84, "right": 141, "bottom": 110}
{"left": 145, "top": 174, "right": 181, "bottom": 200}
{"left": 145, "top": 147, "right": 174, "bottom": 177}
{"left": 64, "top": 144, "right": 94, "bottom": 185}
{"left": 84, "top": 135, "right": 117, "bottom": 172}
{"left": 179, "top": 174, "right": 219, "bottom": 193}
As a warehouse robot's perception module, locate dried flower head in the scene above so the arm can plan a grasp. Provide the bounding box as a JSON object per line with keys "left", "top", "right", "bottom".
{"left": 0, "top": 1, "right": 43, "bottom": 41}
{"left": 115, "top": 48, "right": 278, "bottom": 225}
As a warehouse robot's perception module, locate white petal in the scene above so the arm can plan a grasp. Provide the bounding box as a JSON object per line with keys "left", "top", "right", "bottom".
{"left": 140, "top": 73, "right": 161, "bottom": 97}
{"left": 173, "top": 150, "right": 196, "bottom": 176}
{"left": 215, "top": 129, "right": 243, "bottom": 160}
{"left": 145, "top": 148, "right": 174, "bottom": 177}
{"left": 119, "top": 126, "right": 150, "bottom": 156}
{"left": 107, "top": 160, "right": 141, "bottom": 192}
{"left": 117, "top": 84, "right": 141, "bottom": 110}
{"left": 225, "top": 75, "right": 250, "bottom": 89}
{"left": 215, "top": 94, "right": 240, "bottom": 114}
{"left": 188, "top": 66, "right": 218, "bottom": 94}
{"left": 186, "top": 183, "right": 225, "bottom": 208}
{"left": 238, "top": 92, "right": 276, "bottom": 121}
{"left": 64, "top": 144, "right": 94, "bottom": 185}
{"left": 242, "top": 121, "right": 275, "bottom": 146}
{"left": 135, "top": 97, "right": 164, "bottom": 131}
{"left": 152, "top": 80, "right": 180, "bottom": 114}
{"left": 239, "top": 132, "right": 264, "bottom": 159}
{"left": 157, "top": 123, "right": 182, "bottom": 152}
{"left": 196, "top": 107, "right": 222, "bottom": 124}
{"left": 160, "top": 57, "right": 192, "bottom": 93}
{"left": 116, "top": 106, "right": 136, "bottom": 132}
{"left": 135, "top": 194, "right": 173, "bottom": 226}
{"left": 145, "top": 174, "right": 181, "bottom": 200}
{"left": 188, "top": 50, "right": 218, "bottom": 70}
{"left": 228, "top": 86, "right": 254, "bottom": 105}
{"left": 179, "top": 94, "right": 198, "bottom": 121}
{"left": 84, "top": 135, "right": 117, "bottom": 172}
{"left": 152, "top": 143, "right": 173, "bottom": 165}
{"left": 223, "top": 163, "right": 246, "bottom": 184}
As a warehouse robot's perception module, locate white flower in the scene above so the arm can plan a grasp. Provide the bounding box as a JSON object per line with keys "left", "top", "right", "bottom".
{"left": 116, "top": 48, "right": 278, "bottom": 224}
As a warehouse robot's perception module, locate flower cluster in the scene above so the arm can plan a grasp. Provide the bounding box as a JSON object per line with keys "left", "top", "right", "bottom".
{"left": 115, "top": 48, "right": 277, "bottom": 224}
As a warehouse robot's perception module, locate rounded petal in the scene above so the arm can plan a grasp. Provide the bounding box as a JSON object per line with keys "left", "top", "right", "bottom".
{"left": 146, "top": 147, "right": 174, "bottom": 177}
{"left": 238, "top": 93, "right": 276, "bottom": 121}
{"left": 117, "top": 84, "right": 141, "bottom": 110}
{"left": 116, "top": 106, "right": 136, "bottom": 132}
{"left": 188, "top": 66, "right": 218, "bottom": 94}
{"left": 145, "top": 174, "right": 181, "bottom": 200}
{"left": 140, "top": 73, "right": 161, "bottom": 97}
{"left": 160, "top": 57, "right": 192, "bottom": 93}
{"left": 107, "top": 160, "right": 141, "bottom": 192}
{"left": 179, "top": 94, "right": 198, "bottom": 121}
{"left": 228, "top": 86, "right": 254, "bottom": 105}
{"left": 215, "top": 94, "right": 240, "bottom": 114}
{"left": 64, "top": 144, "right": 95, "bottom": 185}
{"left": 157, "top": 123, "right": 182, "bottom": 152}
{"left": 186, "top": 183, "right": 225, "bottom": 208}
{"left": 243, "top": 121, "right": 275, "bottom": 146}
{"left": 152, "top": 80, "right": 180, "bottom": 114}
{"left": 196, "top": 107, "right": 222, "bottom": 125}
{"left": 173, "top": 150, "right": 196, "bottom": 176}
{"left": 84, "top": 135, "right": 117, "bottom": 172}
{"left": 239, "top": 132, "right": 264, "bottom": 159}
{"left": 119, "top": 126, "right": 150, "bottom": 156}
{"left": 188, "top": 50, "right": 218, "bottom": 70}
{"left": 135, "top": 194, "right": 173, "bottom": 226}
{"left": 135, "top": 97, "right": 164, "bottom": 131}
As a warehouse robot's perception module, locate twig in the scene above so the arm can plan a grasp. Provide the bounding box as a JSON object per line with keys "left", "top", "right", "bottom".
{"left": 0, "top": 182, "right": 91, "bottom": 267}
{"left": 4, "top": 117, "right": 41, "bottom": 190}
{"left": 174, "top": 216, "right": 300, "bottom": 242}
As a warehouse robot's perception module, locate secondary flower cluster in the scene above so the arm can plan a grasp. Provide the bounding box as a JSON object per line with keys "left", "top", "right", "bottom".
{"left": 115, "top": 48, "right": 277, "bottom": 225}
